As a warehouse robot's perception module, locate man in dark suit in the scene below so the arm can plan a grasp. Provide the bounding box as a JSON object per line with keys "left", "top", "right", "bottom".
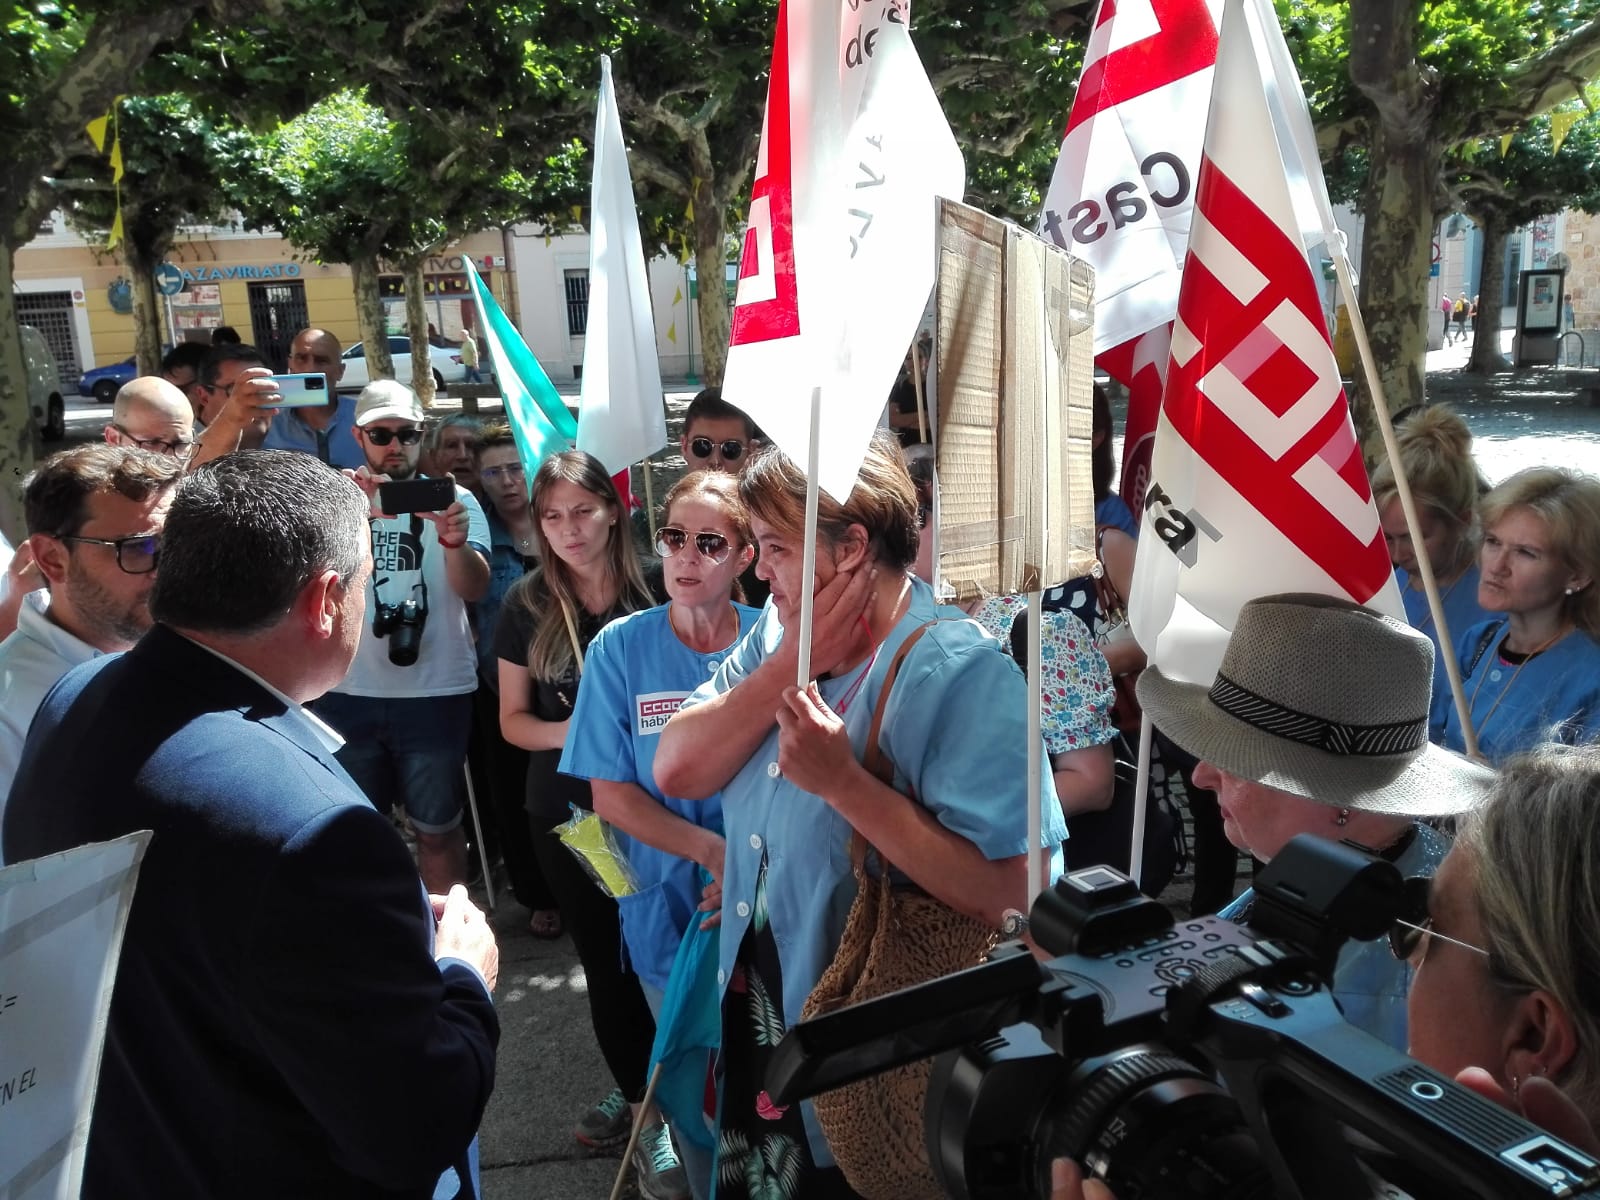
{"left": 3, "top": 450, "right": 499, "bottom": 1199}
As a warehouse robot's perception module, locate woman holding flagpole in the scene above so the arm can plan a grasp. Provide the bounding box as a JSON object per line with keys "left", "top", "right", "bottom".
{"left": 655, "top": 432, "right": 1066, "bottom": 1198}
{"left": 1370, "top": 406, "right": 1491, "bottom": 735}
{"left": 493, "top": 451, "right": 678, "bottom": 1189}
{"left": 1435, "top": 467, "right": 1600, "bottom": 764}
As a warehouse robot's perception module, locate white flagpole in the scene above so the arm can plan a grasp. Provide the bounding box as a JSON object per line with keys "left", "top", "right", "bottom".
{"left": 1027, "top": 592, "right": 1045, "bottom": 905}
{"left": 1129, "top": 713, "right": 1153, "bottom": 888}
{"left": 796, "top": 387, "right": 824, "bottom": 687}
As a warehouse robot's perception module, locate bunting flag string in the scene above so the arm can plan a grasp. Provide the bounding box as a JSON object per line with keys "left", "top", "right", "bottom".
{"left": 1551, "top": 110, "right": 1578, "bottom": 154}
{"left": 86, "top": 99, "right": 126, "bottom": 251}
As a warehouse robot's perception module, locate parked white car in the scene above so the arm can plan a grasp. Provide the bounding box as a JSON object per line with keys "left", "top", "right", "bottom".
{"left": 19, "top": 324, "right": 66, "bottom": 442}
{"left": 336, "top": 336, "right": 465, "bottom": 392}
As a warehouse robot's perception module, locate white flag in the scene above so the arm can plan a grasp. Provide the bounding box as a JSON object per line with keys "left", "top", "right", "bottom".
{"left": 722, "top": 0, "right": 964, "bottom": 501}
{"left": 1127, "top": 0, "right": 1401, "bottom": 687}
{"left": 576, "top": 55, "right": 668, "bottom": 475}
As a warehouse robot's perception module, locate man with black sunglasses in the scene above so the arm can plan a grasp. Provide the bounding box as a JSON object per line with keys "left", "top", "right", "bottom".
{"left": 0, "top": 444, "right": 182, "bottom": 823}
{"left": 316, "top": 381, "right": 491, "bottom": 893}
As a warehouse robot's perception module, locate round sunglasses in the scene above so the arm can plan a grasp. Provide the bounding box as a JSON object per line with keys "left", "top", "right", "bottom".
{"left": 655, "top": 526, "right": 734, "bottom": 565}
{"left": 688, "top": 437, "right": 746, "bottom": 462}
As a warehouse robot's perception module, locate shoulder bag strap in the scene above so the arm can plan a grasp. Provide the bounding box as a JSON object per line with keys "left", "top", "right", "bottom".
{"left": 851, "top": 619, "right": 940, "bottom": 875}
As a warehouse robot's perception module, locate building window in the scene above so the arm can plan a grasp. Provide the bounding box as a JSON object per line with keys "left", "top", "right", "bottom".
{"left": 564, "top": 269, "right": 590, "bottom": 337}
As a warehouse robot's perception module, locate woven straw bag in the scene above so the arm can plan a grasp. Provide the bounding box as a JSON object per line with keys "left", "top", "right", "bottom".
{"left": 799, "top": 622, "right": 997, "bottom": 1200}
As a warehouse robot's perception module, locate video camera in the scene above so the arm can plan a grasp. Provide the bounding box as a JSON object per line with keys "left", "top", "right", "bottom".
{"left": 768, "top": 836, "right": 1600, "bottom": 1200}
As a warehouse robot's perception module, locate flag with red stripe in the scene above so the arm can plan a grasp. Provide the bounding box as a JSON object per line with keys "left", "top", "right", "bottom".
{"left": 1127, "top": 0, "right": 1401, "bottom": 686}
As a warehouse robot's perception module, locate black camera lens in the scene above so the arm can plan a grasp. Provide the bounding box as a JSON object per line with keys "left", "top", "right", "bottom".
{"left": 385, "top": 600, "right": 425, "bottom": 667}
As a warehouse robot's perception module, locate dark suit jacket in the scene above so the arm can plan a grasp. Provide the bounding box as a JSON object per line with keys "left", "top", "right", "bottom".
{"left": 3, "top": 625, "right": 498, "bottom": 1199}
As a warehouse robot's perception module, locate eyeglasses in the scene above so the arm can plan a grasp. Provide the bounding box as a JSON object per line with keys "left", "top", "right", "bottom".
{"left": 113, "top": 425, "right": 196, "bottom": 460}
{"left": 655, "top": 526, "right": 733, "bottom": 565}
{"left": 688, "top": 437, "right": 746, "bottom": 463}
{"left": 363, "top": 426, "right": 424, "bottom": 446}
{"left": 480, "top": 463, "right": 526, "bottom": 483}
{"left": 54, "top": 532, "right": 161, "bottom": 575}
{"left": 1388, "top": 876, "right": 1491, "bottom": 966}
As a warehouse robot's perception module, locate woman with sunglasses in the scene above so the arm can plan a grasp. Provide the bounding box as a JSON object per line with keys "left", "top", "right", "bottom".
{"left": 493, "top": 451, "right": 674, "bottom": 1185}
{"left": 655, "top": 432, "right": 1067, "bottom": 1198}
{"left": 1052, "top": 743, "right": 1600, "bottom": 1200}
{"left": 560, "top": 470, "right": 761, "bottom": 1199}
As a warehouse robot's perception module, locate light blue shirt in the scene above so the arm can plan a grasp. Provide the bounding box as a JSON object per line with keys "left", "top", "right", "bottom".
{"left": 559, "top": 602, "right": 760, "bottom": 991}
{"left": 678, "top": 577, "right": 1068, "bottom": 1163}
{"left": 261, "top": 394, "right": 365, "bottom": 469}
{"left": 1222, "top": 821, "right": 1450, "bottom": 1051}
{"left": 1399, "top": 563, "right": 1493, "bottom": 736}
{"left": 1436, "top": 619, "right": 1600, "bottom": 765}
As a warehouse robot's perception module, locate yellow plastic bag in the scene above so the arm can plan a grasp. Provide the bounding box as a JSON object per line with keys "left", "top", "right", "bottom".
{"left": 555, "top": 807, "right": 638, "bottom": 899}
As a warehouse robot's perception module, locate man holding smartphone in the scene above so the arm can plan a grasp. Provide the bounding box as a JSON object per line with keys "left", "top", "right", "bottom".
{"left": 316, "top": 380, "right": 492, "bottom": 892}
{"left": 262, "top": 328, "right": 366, "bottom": 469}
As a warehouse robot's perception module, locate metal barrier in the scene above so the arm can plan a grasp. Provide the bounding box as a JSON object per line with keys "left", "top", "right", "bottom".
{"left": 1558, "top": 329, "right": 1587, "bottom": 369}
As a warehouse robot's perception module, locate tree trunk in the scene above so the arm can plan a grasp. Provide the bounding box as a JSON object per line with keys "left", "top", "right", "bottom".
{"left": 351, "top": 257, "right": 394, "bottom": 380}
{"left": 1355, "top": 126, "right": 1437, "bottom": 426}
{"left": 0, "top": 243, "right": 33, "bottom": 543}
{"left": 690, "top": 172, "right": 729, "bottom": 387}
{"left": 127, "top": 241, "right": 165, "bottom": 377}
{"left": 402, "top": 257, "right": 436, "bottom": 407}
{"left": 1466, "top": 214, "right": 1511, "bottom": 374}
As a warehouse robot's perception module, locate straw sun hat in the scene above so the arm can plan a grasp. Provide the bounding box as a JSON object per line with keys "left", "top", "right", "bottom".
{"left": 1136, "top": 593, "right": 1493, "bottom": 816}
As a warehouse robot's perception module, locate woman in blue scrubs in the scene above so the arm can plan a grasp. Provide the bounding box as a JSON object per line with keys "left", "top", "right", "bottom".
{"left": 655, "top": 432, "right": 1067, "bottom": 1199}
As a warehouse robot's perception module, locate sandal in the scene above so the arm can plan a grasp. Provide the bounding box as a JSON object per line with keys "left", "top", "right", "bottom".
{"left": 528, "top": 909, "right": 563, "bottom": 940}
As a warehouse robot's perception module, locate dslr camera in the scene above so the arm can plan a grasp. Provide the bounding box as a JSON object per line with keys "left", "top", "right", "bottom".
{"left": 769, "top": 836, "right": 1600, "bottom": 1200}
{"left": 372, "top": 597, "right": 426, "bottom": 666}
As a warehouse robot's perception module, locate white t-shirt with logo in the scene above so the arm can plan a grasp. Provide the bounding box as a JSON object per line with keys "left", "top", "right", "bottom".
{"left": 332, "top": 482, "right": 490, "bottom": 699}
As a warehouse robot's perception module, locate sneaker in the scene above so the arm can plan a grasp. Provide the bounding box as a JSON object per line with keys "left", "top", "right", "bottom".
{"left": 632, "top": 1121, "right": 690, "bottom": 1200}
{"left": 574, "top": 1087, "right": 631, "bottom": 1149}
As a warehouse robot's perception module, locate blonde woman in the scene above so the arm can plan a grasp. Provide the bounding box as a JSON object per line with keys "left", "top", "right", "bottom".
{"left": 1436, "top": 467, "right": 1600, "bottom": 763}
{"left": 492, "top": 451, "right": 675, "bottom": 1189}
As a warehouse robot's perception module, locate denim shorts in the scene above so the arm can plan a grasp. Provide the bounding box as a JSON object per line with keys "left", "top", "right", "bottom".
{"left": 315, "top": 692, "right": 472, "bottom": 833}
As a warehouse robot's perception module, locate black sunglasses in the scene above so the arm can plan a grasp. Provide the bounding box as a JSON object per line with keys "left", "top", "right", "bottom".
{"left": 364, "top": 426, "right": 423, "bottom": 446}
{"left": 55, "top": 532, "right": 162, "bottom": 575}
{"left": 688, "top": 437, "right": 745, "bottom": 462}
{"left": 655, "top": 526, "right": 733, "bottom": 565}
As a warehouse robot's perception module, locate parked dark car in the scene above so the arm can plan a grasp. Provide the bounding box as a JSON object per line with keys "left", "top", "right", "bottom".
{"left": 78, "top": 357, "right": 138, "bottom": 403}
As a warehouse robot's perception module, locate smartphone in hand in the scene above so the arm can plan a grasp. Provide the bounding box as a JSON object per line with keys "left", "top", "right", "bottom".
{"left": 378, "top": 477, "right": 455, "bottom": 514}
{"left": 260, "top": 373, "right": 331, "bottom": 408}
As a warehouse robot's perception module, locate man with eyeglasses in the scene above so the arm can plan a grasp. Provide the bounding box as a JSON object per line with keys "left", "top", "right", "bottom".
{"left": 261, "top": 327, "right": 365, "bottom": 469}
{"left": 0, "top": 444, "right": 182, "bottom": 822}
{"left": 159, "top": 342, "right": 212, "bottom": 420}
{"left": 316, "top": 380, "right": 492, "bottom": 893}
{"left": 104, "top": 377, "right": 197, "bottom": 462}
{"left": 678, "top": 386, "right": 769, "bottom": 606}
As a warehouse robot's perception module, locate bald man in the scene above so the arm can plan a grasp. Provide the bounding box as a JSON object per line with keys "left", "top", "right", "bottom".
{"left": 105, "top": 377, "right": 197, "bottom": 462}
{"left": 261, "top": 328, "right": 365, "bottom": 468}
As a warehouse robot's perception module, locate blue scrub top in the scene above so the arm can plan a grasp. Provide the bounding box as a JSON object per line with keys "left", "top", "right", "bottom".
{"left": 680, "top": 577, "right": 1069, "bottom": 1164}
{"left": 1399, "top": 563, "right": 1492, "bottom": 736}
{"left": 1222, "top": 822, "right": 1449, "bottom": 1051}
{"left": 1435, "top": 619, "right": 1600, "bottom": 765}
{"left": 559, "top": 602, "right": 760, "bottom": 990}
{"left": 1096, "top": 494, "right": 1140, "bottom": 540}
{"left": 260, "top": 393, "right": 365, "bottom": 469}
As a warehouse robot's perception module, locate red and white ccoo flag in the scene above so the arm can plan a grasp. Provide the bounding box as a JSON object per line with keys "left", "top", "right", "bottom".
{"left": 1127, "top": 0, "right": 1401, "bottom": 686}
{"left": 722, "top": 0, "right": 963, "bottom": 501}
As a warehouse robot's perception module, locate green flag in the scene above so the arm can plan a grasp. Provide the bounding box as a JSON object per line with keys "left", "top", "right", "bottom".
{"left": 464, "top": 258, "right": 576, "bottom": 477}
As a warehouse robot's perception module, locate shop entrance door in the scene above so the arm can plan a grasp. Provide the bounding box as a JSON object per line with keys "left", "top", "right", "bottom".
{"left": 247, "top": 281, "right": 308, "bottom": 372}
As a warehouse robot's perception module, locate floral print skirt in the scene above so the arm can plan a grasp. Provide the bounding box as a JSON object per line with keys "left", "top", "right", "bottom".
{"left": 716, "top": 859, "right": 862, "bottom": 1200}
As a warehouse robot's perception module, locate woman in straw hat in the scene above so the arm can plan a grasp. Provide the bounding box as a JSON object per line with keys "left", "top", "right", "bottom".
{"left": 1136, "top": 592, "right": 1493, "bottom": 1051}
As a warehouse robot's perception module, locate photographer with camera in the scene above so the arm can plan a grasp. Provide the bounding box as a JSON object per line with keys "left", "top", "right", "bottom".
{"left": 1045, "top": 741, "right": 1600, "bottom": 1200}
{"left": 1137, "top": 593, "right": 1493, "bottom": 1050}
{"left": 316, "top": 380, "right": 491, "bottom": 893}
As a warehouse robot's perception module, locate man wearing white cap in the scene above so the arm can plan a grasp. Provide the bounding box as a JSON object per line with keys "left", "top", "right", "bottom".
{"left": 1137, "top": 592, "right": 1494, "bottom": 1050}
{"left": 316, "top": 380, "right": 491, "bottom": 892}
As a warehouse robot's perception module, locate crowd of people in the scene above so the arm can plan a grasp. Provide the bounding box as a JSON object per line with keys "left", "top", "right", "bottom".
{"left": 1, "top": 330, "right": 1599, "bottom": 1199}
